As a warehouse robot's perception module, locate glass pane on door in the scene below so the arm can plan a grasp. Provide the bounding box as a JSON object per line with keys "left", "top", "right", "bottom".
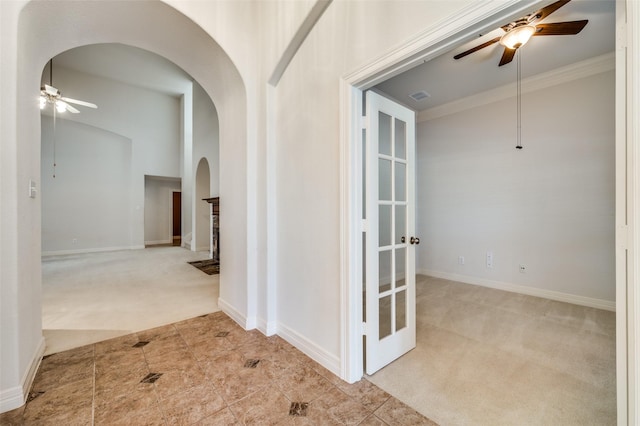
{"left": 379, "top": 205, "right": 391, "bottom": 247}
{"left": 379, "top": 159, "right": 392, "bottom": 201}
{"left": 395, "top": 205, "right": 406, "bottom": 244}
{"left": 379, "top": 112, "right": 392, "bottom": 156}
{"left": 378, "top": 250, "right": 392, "bottom": 293}
{"left": 394, "top": 119, "right": 406, "bottom": 160}
{"left": 379, "top": 295, "right": 392, "bottom": 339}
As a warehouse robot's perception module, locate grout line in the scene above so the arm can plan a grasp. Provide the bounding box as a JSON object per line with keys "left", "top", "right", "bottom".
{"left": 91, "top": 344, "right": 96, "bottom": 426}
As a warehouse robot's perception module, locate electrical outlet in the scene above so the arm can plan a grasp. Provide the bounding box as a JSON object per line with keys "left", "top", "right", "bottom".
{"left": 486, "top": 251, "right": 493, "bottom": 268}
{"left": 458, "top": 256, "right": 465, "bottom": 265}
{"left": 519, "top": 264, "right": 526, "bottom": 273}
{"left": 72, "top": 238, "right": 78, "bottom": 244}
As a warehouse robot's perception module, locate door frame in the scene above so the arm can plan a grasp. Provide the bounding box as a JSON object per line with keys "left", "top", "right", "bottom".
{"left": 339, "top": 0, "right": 636, "bottom": 422}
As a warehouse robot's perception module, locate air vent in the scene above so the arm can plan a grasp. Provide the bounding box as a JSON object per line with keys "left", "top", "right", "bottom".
{"left": 409, "top": 90, "right": 431, "bottom": 101}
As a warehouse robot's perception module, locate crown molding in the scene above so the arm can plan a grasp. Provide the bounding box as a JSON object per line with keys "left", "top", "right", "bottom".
{"left": 418, "top": 51, "right": 615, "bottom": 122}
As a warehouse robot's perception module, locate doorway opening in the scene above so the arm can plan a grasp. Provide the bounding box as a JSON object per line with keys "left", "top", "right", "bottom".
{"left": 342, "top": 0, "right": 622, "bottom": 423}
{"left": 173, "top": 191, "right": 182, "bottom": 246}
{"left": 39, "top": 43, "right": 222, "bottom": 355}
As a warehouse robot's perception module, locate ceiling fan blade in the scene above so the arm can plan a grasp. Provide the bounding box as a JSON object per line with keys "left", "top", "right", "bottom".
{"left": 533, "top": 20, "right": 588, "bottom": 36}
{"left": 44, "top": 84, "right": 59, "bottom": 96}
{"left": 498, "top": 48, "right": 517, "bottom": 66}
{"left": 57, "top": 101, "right": 80, "bottom": 113}
{"left": 61, "top": 96, "right": 98, "bottom": 109}
{"left": 453, "top": 36, "right": 502, "bottom": 60}
{"left": 529, "top": 0, "right": 571, "bottom": 25}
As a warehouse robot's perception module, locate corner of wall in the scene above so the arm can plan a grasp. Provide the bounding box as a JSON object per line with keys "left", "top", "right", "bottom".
{"left": 0, "top": 336, "right": 45, "bottom": 414}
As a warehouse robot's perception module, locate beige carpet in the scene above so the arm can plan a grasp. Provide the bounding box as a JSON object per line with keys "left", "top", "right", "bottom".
{"left": 366, "top": 275, "right": 616, "bottom": 425}
{"left": 41, "top": 246, "right": 219, "bottom": 355}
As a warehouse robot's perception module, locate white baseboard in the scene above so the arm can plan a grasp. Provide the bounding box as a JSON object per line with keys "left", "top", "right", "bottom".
{"left": 217, "top": 297, "right": 250, "bottom": 330}
{"left": 42, "top": 245, "right": 145, "bottom": 257}
{"left": 1, "top": 336, "right": 45, "bottom": 413}
{"left": 418, "top": 269, "right": 616, "bottom": 312}
{"left": 277, "top": 322, "right": 341, "bottom": 378}
{"left": 145, "top": 239, "right": 171, "bottom": 246}
{"left": 257, "top": 318, "right": 278, "bottom": 336}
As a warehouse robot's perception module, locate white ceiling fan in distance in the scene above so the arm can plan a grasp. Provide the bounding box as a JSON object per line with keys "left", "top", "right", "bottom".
{"left": 40, "top": 59, "right": 98, "bottom": 113}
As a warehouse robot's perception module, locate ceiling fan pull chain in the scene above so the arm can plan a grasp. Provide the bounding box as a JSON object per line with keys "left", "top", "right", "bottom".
{"left": 516, "top": 49, "right": 523, "bottom": 150}
{"left": 52, "top": 106, "right": 57, "bottom": 178}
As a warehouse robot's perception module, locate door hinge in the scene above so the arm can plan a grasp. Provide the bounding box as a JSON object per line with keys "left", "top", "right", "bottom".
{"left": 361, "top": 219, "right": 368, "bottom": 232}
{"left": 361, "top": 322, "right": 367, "bottom": 335}
{"left": 360, "top": 115, "right": 367, "bottom": 130}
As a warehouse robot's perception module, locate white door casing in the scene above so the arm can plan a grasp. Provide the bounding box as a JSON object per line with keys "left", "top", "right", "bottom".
{"left": 365, "top": 91, "right": 417, "bottom": 375}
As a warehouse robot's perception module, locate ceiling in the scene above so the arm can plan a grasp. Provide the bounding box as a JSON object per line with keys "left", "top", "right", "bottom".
{"left": 50, "top": 44, "right": 193, "bottom": 97}
{"left": 375, "top": 0, "right": 615, "bottom": 112}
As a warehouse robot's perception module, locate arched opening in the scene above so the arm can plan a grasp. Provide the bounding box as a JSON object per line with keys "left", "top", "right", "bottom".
{"left": 2, "top": 0, "right": 251, "bottom": 406}
{"left": 194, "top": 158, "right": 211, "bottom": 252}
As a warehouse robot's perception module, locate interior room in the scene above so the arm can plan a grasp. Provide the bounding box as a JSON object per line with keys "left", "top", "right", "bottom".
{"left": 1, "top": 0, "right": 638, "bottom": 424}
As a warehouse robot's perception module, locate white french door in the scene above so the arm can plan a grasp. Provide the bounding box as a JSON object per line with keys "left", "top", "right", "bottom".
{"left": 364, "top": 91, "right": 417, "bottom": 375}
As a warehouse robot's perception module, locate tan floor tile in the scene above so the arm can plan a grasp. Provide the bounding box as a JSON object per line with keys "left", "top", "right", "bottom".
{"left": 32, "top": 354, "right": 94, "bottom": 390}
{"left": 94, "top": 386, "right": 161, "bottom": 424}
{"left": 152, "top": 364, "right": 209, "bottom": 399}
{"left": 15, "top": 310, "right": 435, "bottom": 426}
{"left": 23, "top": 377, "right": 93, "bottom": 424}
{"left": 195, "top": 407, "right": 241, "bottom": 425}
{"left": 229, "top": 386, "right": 292, "bottom": 425}
{"left": 136, "top": 324, "right": 179, "bottom": 341}
{"left": 95, "top": 333, "right": 141, "bottom": 355}
{"left": 302, "top": 386, "right": 371, "bottom": 425}
{"left": 160, "top": 383, "right": 227, "bottom": 425}
{"left": 357, "top": 414, "right": 389, "bottom": 426}
{"left": 335, "top": 379, "right": 391, "bottom": 412}
{"left": 276, "top": 363, "right": 335, "bottom": 402}
{"left": 374, "top": 397, "right": 437, "bottom": 426}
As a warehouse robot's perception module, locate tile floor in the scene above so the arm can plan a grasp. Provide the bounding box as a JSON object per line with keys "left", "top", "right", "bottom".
{"left": 1, "top": 311, "right": 437, "bottom": 425}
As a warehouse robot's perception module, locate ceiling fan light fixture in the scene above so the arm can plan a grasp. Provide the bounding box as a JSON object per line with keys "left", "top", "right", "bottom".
{"left": 55, "top": 101, "right": 67, "bottom": 113}
{"left": 39, "top": 96, "right": 46, "bottom": 109}
{"left": 500, "top": 25, "right": 536, "bottom": 49}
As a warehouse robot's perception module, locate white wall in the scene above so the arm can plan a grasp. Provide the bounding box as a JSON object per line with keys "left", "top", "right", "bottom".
{"left": 41, "top": 116, "right": 132, "bottom": 254}
{"left": 144, "top": 176, "right": 181, "bottom": 245}
{"left": 192, "top": 80, "right": 219, "bottom": 253}
{"left": 416, "top": 70, "right": 615, "bottom": 304}
{"left": 274, "top": 0, "right": 478, "bottom": 372}
{"left": 39, "top": 65, "right": 182, "bottom": 253}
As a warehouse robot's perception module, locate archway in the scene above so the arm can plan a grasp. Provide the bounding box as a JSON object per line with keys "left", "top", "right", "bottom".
{"left": 2, "top": 0, "right": 250, "bottom": 411}
{"left": 194, "top": 158, "right": 211, "bottom": 252}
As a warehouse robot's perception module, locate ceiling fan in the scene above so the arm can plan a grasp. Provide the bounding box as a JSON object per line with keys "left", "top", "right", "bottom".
{"left": 453, "top": 0, "right": 588, "bottom": 66}
{"left": 40, "top": 59, "right": 98, "bottom": 113}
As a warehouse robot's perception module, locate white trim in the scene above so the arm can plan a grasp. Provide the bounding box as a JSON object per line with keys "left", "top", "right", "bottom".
{"left": 342, "top": 0, "right": 545, "bottom": 88}
{"left": 339, "top": 81, "right": 363, "bottom": 384}
{"left": 266, "top": 84, "right": 278, "bottom": 341}
{"left": 217, "top": 297, "right": 249, "bottom": 330}
{"left": 418, "top": 52, "right": 615, "bottom": 122}
{"left": 268, "top": 0, "right": 332, "bottom": 86}
{"left": 625, "top": 0, "right": 640, "bottom": 422}
{"left": 418, "top": 269, "right": 615, "bottom": 312}
{"left": 615, "top": 1, "right": 629, "bottom": 423}
{"left": 0, "top": 336, "right": 45, "bottom": 413}
{"left": 256, "top": 318, "right": 278, "bottom": 337}
{"left": 144, "top": 239, "right": 172, "bottom": 246}
{"left": 277, "top": 322, "right": 341, "bottom": 378}
{"left": 41, "top": 245, "right": 145, "bottom": 257}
